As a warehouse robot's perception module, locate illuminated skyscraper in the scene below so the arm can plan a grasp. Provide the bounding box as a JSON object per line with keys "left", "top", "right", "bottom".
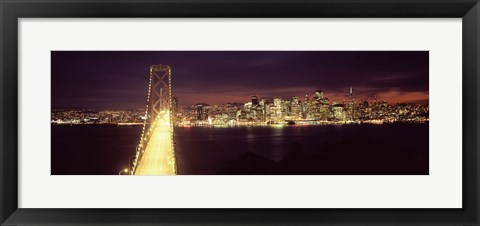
{"left": 270, "top": 97, "right": 283, "bottom": 121}
{"left": 259, "top": 98, "right": 266, "bottom": 107}
{"left": 310, "top": 89, "right": 330, "bottom": 120}
{"left": 290, "top": 96, "right": 301, "bottom": 119}
{"left": 302, "top": 94, "right": 310, "bottom": 119}
{"left": 259, "top": 98, "right": 266, "bottom": 122}
{"left": 333, "top": 103, "right": 347, "bottom": 121}
{"left": 196, "top": 103, "right": 208, "bottom": 120}
{"left": 274, "top": 97, "right": 282, "bottom": 108}
{"left": 348, "top": 86, "right": 356, "bottom": 121}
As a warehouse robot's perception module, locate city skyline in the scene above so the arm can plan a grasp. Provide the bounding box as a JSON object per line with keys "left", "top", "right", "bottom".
{"left": 51, "top": 57, "right": 429, "bottom": 176}
{"left": 52, "top": 51, "right": 429, "bottom": 109}
{"left": 52, "top": 90, "right": 429, "bottom": 126}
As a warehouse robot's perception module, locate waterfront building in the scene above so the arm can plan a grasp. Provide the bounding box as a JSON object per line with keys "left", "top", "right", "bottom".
{"left": 196, "top": 103, "right": 209, "bottom": 120}
{"left": 332, "top": 103, "right": 347, "bottom": 121}
{"left": 270, "top": 97, "right": 283, "bottom": 121}
{"left": 290, "top": 96, "right": 301, "bottom": 120}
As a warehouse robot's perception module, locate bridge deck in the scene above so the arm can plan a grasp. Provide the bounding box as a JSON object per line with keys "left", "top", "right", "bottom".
{"left": 134, "top": 111, "right": 175, "bottom": 175}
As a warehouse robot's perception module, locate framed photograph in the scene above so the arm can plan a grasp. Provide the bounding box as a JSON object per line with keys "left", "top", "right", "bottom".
{"left": 50, "top": 50, "right": 430, "bottom": 176}
{"left": 1, "top": 0, "right": 479, "bottom": 225}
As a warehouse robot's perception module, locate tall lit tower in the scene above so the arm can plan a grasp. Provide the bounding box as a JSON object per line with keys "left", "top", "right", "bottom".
{"left": 291, "top": 96, "right": 300, "bottom": 119}
{"left": 196, "top": 104, "right": 208, "bottom": 120}
{"left": 349, "top": 86, "right": 356, "bottom": 121}
{"left": 132, "top": 64, "right": 176, "bottom": 175}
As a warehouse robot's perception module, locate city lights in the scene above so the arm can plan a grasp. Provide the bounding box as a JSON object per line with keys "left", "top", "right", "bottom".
{"left": 52, "top": 88, "right": 429, "bottom": 127}
{"left": 50, "top": 51, "right": 430, "bottom": 176}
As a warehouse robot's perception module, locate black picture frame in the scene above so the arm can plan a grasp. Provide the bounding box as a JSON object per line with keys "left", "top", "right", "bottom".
{"left": 1, "top": 0, "right": 479, "bottom": 225}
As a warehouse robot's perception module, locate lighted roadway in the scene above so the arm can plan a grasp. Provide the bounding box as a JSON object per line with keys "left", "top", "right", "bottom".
{"left": 134, "top": 111, "right": 176, "bottom": 175}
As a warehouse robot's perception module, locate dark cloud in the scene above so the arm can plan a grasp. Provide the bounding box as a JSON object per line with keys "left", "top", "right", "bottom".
{"left": 51, "top": 51, "right": 428, "bottom": 109}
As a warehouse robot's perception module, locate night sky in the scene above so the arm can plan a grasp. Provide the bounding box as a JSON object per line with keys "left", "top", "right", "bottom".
{"left": 51, "top": 51, "right": 428, "bottom": 109}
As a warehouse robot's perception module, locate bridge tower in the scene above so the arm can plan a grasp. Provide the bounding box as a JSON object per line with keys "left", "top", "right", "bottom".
{"left": 131, "top": 65, "right": 176, "bottom": 175}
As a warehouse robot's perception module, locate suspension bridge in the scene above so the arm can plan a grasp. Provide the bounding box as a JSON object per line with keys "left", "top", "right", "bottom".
{"left": 129, "top": 65, "right": 176, "bottom": 175}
